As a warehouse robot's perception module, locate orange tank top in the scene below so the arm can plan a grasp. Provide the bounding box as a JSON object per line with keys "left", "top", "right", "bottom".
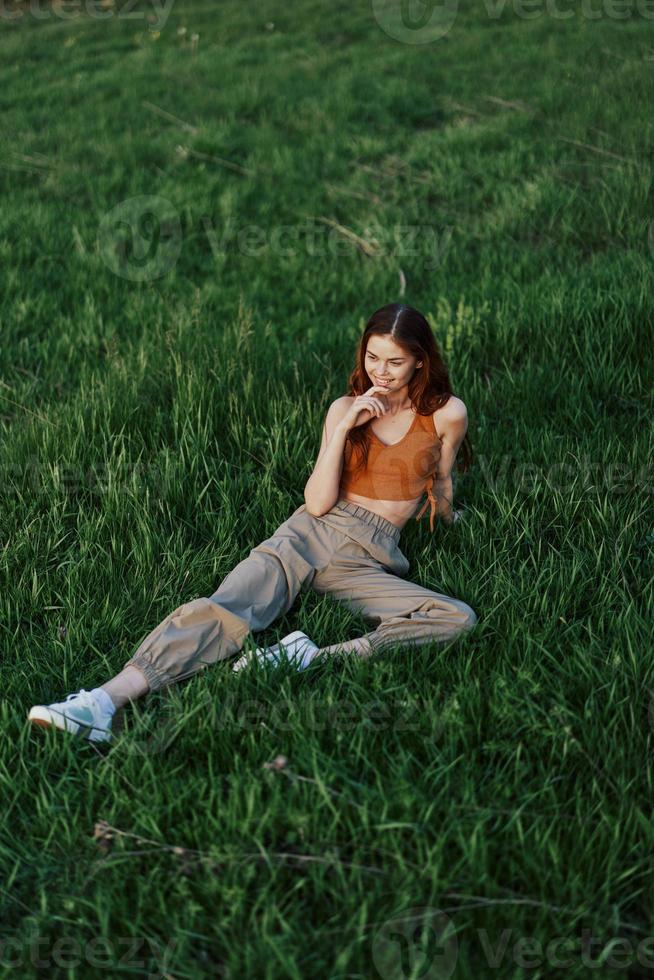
{"left": 338, "top": 410, "right": 443, "bottom": 532}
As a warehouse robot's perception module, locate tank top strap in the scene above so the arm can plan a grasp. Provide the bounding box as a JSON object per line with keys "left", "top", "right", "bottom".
{"left": 416, "top": 410, "right": 437, "bottom": 434}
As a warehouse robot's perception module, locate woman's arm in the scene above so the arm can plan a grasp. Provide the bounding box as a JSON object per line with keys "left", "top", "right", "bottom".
{"left": 433, "top": 399, "right": 468, "bottom": 525}
{"left": 433, "top": 476, "right": 456, "bottom": 524}
{"left": 304, "top": 397, "right": 352, "bottom": 516}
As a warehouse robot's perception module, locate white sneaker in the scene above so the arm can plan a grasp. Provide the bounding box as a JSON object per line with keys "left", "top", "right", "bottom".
{"left": 232, "top": 631, "right": 319, "bottom": 672}
{"left": 28, "top": 689, "right": 114, "bottom": 743}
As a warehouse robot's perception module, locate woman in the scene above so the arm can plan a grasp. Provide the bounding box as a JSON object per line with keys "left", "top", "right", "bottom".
{"left": 28, "top": 303, "right": 478, "bottom": 744}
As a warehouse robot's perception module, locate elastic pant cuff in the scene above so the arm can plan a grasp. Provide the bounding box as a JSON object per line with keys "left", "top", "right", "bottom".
{"left": 124, "top": 656, "right": 170, "bottom": 694}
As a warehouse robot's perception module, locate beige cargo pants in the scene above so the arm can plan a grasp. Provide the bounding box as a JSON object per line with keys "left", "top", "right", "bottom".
{"left": 124, "top": 499, "right": 478, "bottom": 692}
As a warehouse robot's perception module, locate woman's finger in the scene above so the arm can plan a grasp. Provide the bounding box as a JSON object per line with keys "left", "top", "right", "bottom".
{"left": 364, "top": 396, "right": 386, "bottom": 414}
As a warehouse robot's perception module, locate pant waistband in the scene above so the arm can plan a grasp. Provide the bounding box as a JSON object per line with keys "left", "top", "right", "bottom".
{"left": 332, "top": 499, "right": 401, "bottom": 543}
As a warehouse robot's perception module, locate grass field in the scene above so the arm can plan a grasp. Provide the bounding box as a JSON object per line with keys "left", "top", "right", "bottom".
{"left": 1, "top": 0, "right": 654, "bottom": 976}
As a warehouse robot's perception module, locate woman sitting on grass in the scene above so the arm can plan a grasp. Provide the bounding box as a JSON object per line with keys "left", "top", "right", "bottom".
{"left": 28, "top": 302, "right": 478, "bottom": 744}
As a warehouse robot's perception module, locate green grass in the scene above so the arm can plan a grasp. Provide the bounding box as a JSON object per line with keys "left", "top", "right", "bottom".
{"left": 1, "top": 0, "right": 653, "bottom": 976}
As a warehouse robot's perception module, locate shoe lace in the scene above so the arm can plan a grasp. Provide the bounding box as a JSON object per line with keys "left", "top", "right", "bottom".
{"left": 64, "top": 689, "right": 89, "bottom": 702}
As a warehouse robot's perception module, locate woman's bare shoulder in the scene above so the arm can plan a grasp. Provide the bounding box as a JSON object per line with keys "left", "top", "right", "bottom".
{"left": 432, "top": 395, "right": 468, "bottom": 440}
{"left": 329, "top": 394, "right": 354, "bottom": 413}
{"left": 323, "top": 395, "right": 354, "bottom": 429}
{"left": 442, "top": 395, "right": 467, "bottom": 418}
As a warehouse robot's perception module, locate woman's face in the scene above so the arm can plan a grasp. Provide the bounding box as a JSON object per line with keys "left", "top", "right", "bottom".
{"left": 364, "top": 336, "right": 423, "bottom": 392}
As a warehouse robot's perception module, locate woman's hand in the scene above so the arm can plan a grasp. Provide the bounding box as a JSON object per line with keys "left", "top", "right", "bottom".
{"left": 339, "top": 386, "right": 390, "bottom": 432}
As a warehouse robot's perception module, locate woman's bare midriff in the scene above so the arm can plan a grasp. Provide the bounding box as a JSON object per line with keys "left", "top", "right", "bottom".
{"left": 339, "top": 492, "right": 422, "bottom": 530}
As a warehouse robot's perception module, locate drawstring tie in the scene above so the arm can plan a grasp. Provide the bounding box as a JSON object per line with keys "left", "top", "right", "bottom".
{"left": 415, "top": 476, "right": 437, "bottom": 533}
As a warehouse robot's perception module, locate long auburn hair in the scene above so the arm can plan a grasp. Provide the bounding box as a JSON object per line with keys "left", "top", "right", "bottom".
{"left": 344, "top": 303, "right": 473, "bottom": 478}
